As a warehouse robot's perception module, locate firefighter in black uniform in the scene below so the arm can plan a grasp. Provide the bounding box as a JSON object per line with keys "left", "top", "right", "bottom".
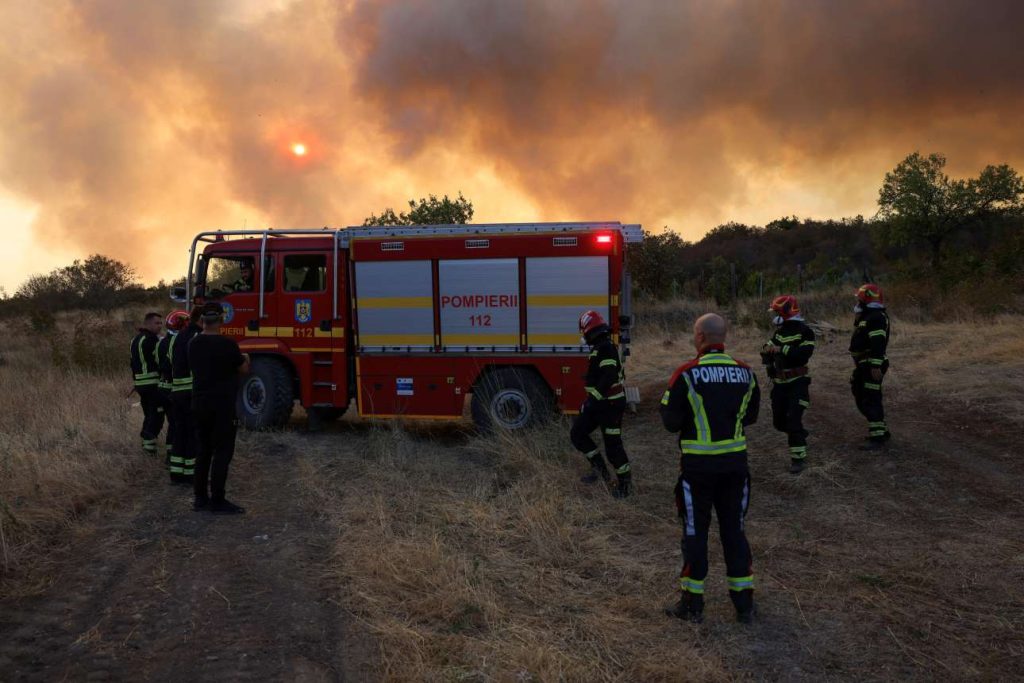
{"left": 160, "top": 310, "right": 190, "bottom": 482}
{"left": 190, "top": 303, "right": 250, "bottom": 514}
{"left": 661, "top": 313, "right": 760, "bottom": 624}
{"left": 130, "top": 312, "right": 164, "bottom": 455}
{"left": 762, "top": 295, "right": 816, "bottom": 474}
{"left": 570, "top": 310, "right": 631, "bottom": 499}
{"left": 850, "top": 284, "right": 891, "bottom": 449}
{"left": 171, "top": 307, "right": 203, "bottom": 484}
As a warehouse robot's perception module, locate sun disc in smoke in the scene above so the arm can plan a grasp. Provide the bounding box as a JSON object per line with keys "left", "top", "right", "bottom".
{"left": 292, "top": 143, "right": 307, "bottom": 156}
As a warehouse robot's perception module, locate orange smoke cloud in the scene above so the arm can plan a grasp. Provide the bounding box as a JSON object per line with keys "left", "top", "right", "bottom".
{"left": 0, "top": 1, "right": 1022, "bottom": 286}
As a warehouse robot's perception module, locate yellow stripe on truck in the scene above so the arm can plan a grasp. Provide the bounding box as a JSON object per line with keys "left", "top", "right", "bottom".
{"left": 526, "top": 294, "right": 607, "bottom": 307}
{"left": 442, "top": 334, "right": 518, "bottom": 345}
{"left": 359, "top": 334, "right": 434, "bottom": 345}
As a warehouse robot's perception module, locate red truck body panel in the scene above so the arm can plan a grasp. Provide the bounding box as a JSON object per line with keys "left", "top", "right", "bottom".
{"left": 192, "top": 223, "right": 637, "bottom": 422}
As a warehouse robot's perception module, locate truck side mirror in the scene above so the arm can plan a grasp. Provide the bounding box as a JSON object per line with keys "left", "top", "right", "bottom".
{"left": 169, "top": 286, "right": 187, "bottom": 303}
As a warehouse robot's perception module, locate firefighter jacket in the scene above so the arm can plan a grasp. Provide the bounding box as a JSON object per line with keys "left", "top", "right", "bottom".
{"left": 849, "top": 307, "right": 890, "bottom": 367}
{"left": 584, "top": 336, "right": 625, "bottom": 402}
{"left": 660, "top": 347, "right": 760, "bottom": 472}
{"left": 766, "top": 319, "right": 816, "bottom": 383}
{"left": 130, "top": 330, "right": 160, "bottom": 388}
{"left": 157, "top": 334, "right": 174, "bottom": 391}
{"left": 171, "top": 323, "right": 201, "bottom": 394}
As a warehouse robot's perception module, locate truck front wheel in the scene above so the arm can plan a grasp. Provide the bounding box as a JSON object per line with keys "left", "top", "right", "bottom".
{"left": 237, "top": 356, "right": 295, "bottom": 430}
{"left": 471, "top": 368, "right": 554, "bottom": 432}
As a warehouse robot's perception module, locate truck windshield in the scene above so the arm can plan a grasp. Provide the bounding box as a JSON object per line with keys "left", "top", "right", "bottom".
{"left": 199, "top": 255, "right": 274, "bottom": 298}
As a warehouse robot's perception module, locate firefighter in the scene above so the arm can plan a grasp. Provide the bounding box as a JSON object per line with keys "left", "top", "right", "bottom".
{"left": 160, "top": 310, "right": 190, "bottom": 483}
{"left": 130, "top": 312, "right": 164, "bottom": 455}
{"left": 229, "top": 261, "right": 254, "bottom": 292}
{"left": 570, "top": 310, "right": 631, "bottom": 498}
{"left": 762, "top": 295, "right": 816, "bottom": 474}
{"left": 850, "top": 284, "right": 891, "bottom": 449}
{"left": 171, "top": 307, "right": 203, "bottom": 485}
{"left": 190, "top": 303, "right": 250, "bottom": 514}
{"left": 661, "top": 313, "right": 760, "bottom": 624}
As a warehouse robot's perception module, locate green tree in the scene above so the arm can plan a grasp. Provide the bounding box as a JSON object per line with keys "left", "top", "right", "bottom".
{"left": 15, "top": 254, "right": 139, "bottom": 312}
{"left": 878, "top": 152, "right": 1024, "bottom": 266}
{"left": 363, "top": 193, "right": 474, "bottom": 226}
{"left": 625, "top": 229, "right": 692, "bottom": 298}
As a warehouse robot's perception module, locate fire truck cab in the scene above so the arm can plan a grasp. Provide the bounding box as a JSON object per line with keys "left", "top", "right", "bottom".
{"left": 179, "top": 222, "right": 641, "bottom": 430}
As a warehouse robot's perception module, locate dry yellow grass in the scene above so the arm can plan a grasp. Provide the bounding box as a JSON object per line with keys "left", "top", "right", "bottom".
{"left": 0, "top": 314, "right": 145, "bottom": 591}
{"left": 2, "top": 303, "right": 1022, "bottom": 679}
{"left": 299, "top": 308, "right": 1024, "bottom": 680}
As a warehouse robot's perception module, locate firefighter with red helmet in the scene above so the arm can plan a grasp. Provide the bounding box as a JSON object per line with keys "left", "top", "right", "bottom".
{"left": 661, "top": 313, "right": 760, "bottom": 624}
{"left": 570, "top": 310, "right": 631, "bottom": 498}
{"left": 160, "top": 310, "right": 191, "bottom": 483}
{"left": 850, "top": 284, "right": 891, "bottom": 449}
{"left": 762, "top": 295, "right": 816, "bottom": 474}
{"left": 171, "top": 307, "right": 203, "bottom": 485}
{"left": 130, "top": 312, "right": 164, "bottom": 455}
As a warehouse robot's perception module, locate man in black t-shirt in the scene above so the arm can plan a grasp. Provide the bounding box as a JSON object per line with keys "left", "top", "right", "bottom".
{"left": 189, "top": 303, "right": 250, "bottom": 514}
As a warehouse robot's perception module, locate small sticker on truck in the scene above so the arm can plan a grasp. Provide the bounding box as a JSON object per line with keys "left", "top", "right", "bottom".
{"left": 396, "top": 377, "right": 414, "bottom": 396}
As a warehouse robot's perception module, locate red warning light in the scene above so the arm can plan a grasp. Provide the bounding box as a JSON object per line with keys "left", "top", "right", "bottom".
{"left": 596, "top": 234, "right": 613, "bottom": 244}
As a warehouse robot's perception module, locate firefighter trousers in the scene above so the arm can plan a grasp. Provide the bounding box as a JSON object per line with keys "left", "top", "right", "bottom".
{"left": 159, "top": 388, "right": 176, "bottom": 470}
{"left": 570, "top": 398, "right": 630, "bottom": 476}
{"left": 851, "top": 362, "right": 889, "bottom": 440}
{"left": 674, "top": 466, "right": 754, "bottom": 613}
{"left": 193, "top": 403, "right": 237, "bottom": 502}
{"left": 770, "top": 378, "right": 810, "bottom": 460}
{"left": 137, "top": 385, "right": 165, "bottom": 454}
{"left": 171, "top": 393, "right": 197, "bottom": 479}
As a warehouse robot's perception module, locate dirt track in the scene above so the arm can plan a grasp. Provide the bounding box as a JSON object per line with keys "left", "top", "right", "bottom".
{"left": 0, "top": 439, "right": 358, "bottom": 682}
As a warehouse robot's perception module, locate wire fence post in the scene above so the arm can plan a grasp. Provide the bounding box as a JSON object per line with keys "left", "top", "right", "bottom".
{"left": 797, "top": 263, "right": 804, "bottom": 293}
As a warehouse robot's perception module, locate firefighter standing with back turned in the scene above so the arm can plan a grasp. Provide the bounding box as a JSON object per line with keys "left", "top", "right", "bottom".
{"left": 661, "top": 313, "right": 760, "bottom": 624}
{"left": 762, "top": 295, "right": 816, "bottom": 474}
{"left": 570, "top": 310, "right": 632, "bottom": 499}
{"left": 850, "top": 284, "right": 892, "bottom": 449}
{"left": 170, "top": 307, "right": 203, "bottom": 485}
{"left": 161, "top": 310, "right": 190, "bottom": 483}
{"left": 130, "top": 312, "right": 164, "bottom": 455}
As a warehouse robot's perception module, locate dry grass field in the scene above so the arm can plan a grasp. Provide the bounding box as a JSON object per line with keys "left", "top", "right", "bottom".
{"left": 1, "top": 303, "right": 1022, "bottom": 680}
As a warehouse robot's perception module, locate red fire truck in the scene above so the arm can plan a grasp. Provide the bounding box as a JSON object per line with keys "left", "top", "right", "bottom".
{"left": 175, "top": 222, "right": 641, "bottom": 430}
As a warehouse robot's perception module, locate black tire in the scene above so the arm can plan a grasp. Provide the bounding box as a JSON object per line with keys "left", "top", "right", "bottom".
{"left": 237, "top": 356, "right": 295, "bottom": 430}
{"left": 471, "top": 367, "right": 554, "bottom": 432}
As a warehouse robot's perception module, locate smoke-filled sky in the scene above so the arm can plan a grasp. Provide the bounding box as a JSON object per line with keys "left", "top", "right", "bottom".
{"left": 1, "top": 0, "right": 1022, "bottom": 290}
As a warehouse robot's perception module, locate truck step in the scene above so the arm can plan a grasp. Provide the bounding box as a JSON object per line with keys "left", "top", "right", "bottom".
{"left": 313, "top": 360, "right": 333, "bottom": 366}
{"left": 312, "top": 381, "right": 335, "bottom": 388}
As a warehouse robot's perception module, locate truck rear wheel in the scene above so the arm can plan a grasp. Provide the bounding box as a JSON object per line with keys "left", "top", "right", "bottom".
{"left": 237, "top": 356, "right": 295, "bottom": 430}
{"left": 471, "top": 368, "right": 554, "bottom": 432}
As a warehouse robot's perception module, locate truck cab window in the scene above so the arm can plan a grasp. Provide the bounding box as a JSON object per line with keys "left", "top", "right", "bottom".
{"left": 283, "top": 254, "right": 327, "bottom": 292}
{"left": 202, "top": 256, "right": 274, "bottom": 297}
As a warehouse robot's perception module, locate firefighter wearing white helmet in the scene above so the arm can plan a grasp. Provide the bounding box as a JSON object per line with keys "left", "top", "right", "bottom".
{"left": 570, "top": 310, "right": 631, "bottom": 498}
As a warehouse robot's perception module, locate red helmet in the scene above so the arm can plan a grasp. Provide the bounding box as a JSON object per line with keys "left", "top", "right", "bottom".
{"left": 165, "top": 310, "right": 190, "bottom": 332}
{"left": 855, "top": 284, "right": 884, "bottom": 305}
{"left": 578, "top": 310, "right": 607, "bottom": 336}
{"left": 769, "top": 295, "right": 801, "bottom": 320}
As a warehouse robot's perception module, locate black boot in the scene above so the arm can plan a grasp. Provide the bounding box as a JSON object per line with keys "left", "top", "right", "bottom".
{"left": 664, "top": 592, "right": 704, "bottom": 623}
{"left": 612, "top": 472, "right": 632, "bottom": 499}
{"left": 730, "top": 589, "right": 756, "bottom": 624}
{"left": 789, "top": 458, "right": 806, "bottom": 474}
{"left": 580, "top": 453, "right": 611, "bottom": 484}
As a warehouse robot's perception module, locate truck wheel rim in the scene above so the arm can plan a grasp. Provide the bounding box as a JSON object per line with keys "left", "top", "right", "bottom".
{"left": 243, "top": 376, "right": 267, "bottom": 414}
{"left": 491, "top": 389, "right": 530, "bottom": 429}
